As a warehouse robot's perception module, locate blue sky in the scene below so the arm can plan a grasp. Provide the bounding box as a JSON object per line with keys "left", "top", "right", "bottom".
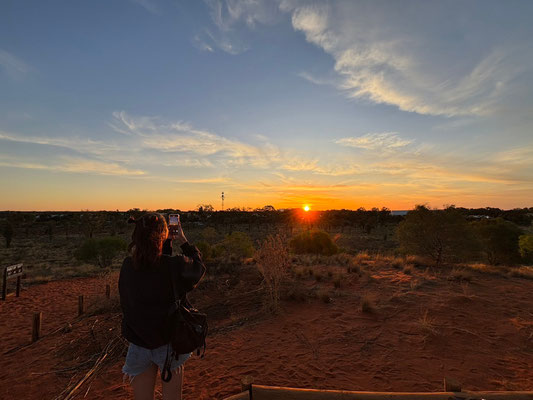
{"left": 1, "top": 0, "right": 532, "bottom": 211}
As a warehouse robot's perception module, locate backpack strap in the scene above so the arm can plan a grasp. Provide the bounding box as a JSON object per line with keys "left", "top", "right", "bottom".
{"left": 161, "top": 343, "right": 173, "bottom": 383}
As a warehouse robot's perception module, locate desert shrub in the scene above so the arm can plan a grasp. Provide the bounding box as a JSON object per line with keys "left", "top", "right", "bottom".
{"left": 201, "top": 227, "right": 219, "bottom": 244}
{"left": 195, "top": 240, "right": 212, "bottom": 260}
{"left": 282, "top": 279, "right": 314, "bottom": 302}
{"left": 397, "top": 205, "right": 477, "bottom": 264}
{"left": 472, "top": 218, "right": 522, "bottom": 265}
{"left": 519, "top": 234, "right": 533, "bottom": 263}
{"left": 255, "top": 234, "right": 291, "bottom": 312}
{"left": 219, "top": 231, "right": 255, "bottom": 260}
{"left": 2, "top": 221, "right": 13, "bottom": 248}
{"left": 76, "top": 237, "right": 127, "bottom": 268}
{"left": 289, "top": 229, "right": 338, "bottom": 256}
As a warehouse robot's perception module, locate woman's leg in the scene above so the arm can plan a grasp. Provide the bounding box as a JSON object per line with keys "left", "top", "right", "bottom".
{"left": 161, "top": 364, "right": 184, "bottom": 400}
{"left": 131, "top": 363, "right": 158, "bottom": 400}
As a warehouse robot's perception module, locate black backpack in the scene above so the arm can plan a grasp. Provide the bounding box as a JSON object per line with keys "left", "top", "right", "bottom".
{"left": 161, "top": 267, "right": 208, "bottom": 382}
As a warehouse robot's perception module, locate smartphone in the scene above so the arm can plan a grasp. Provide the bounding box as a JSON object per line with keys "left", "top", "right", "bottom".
{"left": 168, "top": 214, "right": 180, "bottom": 236}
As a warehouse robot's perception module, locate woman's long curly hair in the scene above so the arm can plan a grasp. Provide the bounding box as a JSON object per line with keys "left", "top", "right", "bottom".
{"left": 128, "top": 213, "right": 168, "bottom": 270}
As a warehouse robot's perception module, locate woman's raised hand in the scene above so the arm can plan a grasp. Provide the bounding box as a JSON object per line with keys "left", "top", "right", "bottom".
{"left": 169, "top": 217, "right": 187, "bottom": 245}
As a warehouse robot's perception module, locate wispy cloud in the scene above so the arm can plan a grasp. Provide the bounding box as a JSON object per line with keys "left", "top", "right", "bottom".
{"left": 335, "top": 132, "right": 412, "bottom": 151}
{"left": 196, "top": 0, "right": 281, "bottom": 54}
{"left": 0, "top": 49, "right": 31, "bottom": 80}
{"left": 129, "top": 0, "right": 159, "bottom": 14}
{"left": 213, "top": 1, "right": 532, "bottom": 117}
{"left": 0, "top": 131, "right": 120, "bottom": 156}
{"left": 0, "top": 155, "right": 145, "bottom": 176}
{"left": 286, "top": 2, "right": 533, "bottom": 117}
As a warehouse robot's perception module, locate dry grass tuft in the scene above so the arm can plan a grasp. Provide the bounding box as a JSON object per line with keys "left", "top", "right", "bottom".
{"left": 347, "top": 264, "right": 361, "bottom": 274}
{"left": 391, "top": 257, "right": 404, "bottom": 269}
{"left": 460, "top": 281, "right": 474, "bottom": 298}
{"left": 353, "top": 251, "right": 372, "bottom": 265}
{"left": 405, "top": 255, "right": 428, "bottom": 269}
{"left": 449, "top": 268, "right": 473, "bottom": 282}
{"left": 403, "top": 264, "right": 414, "bottom": 275}
{"left": 360, "top": 294, "right": 376, "bottom": 313}
{"left": 508, "top": 266, "right": 533, "bottom": 280}
{"left": 282, "top": 279, "right": 314, "bottom": 303}
{"left": 332, "top": 253, "right": 353, "bottom": 266}
{"left": 418, "top": 310, "right": 439, "bottom": 336}
{"left": 318, "top": 290, "right": 332, "bottom": 304}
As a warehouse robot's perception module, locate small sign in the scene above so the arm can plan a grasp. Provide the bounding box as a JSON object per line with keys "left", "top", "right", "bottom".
{"left": 6, "top": 264, "right": 23, "bottom": 278}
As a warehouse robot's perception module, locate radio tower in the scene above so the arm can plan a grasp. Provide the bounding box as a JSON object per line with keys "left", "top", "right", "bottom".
{"left": 221, "top": 192, "right": 225, "bottom": 211}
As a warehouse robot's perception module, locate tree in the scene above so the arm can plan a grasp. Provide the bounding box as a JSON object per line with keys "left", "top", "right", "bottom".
{"left": 519, "top": 234, "right": 533, "bottom": 263}
{"left": 2, "top": 221, "right": 13, "bottom": 248}
{"left": 196, "top": 204, "right": 214, "bottom": 213}
{"left": 76, "top": 237, "right": 127, "bottom": 268}
{"left": 472, "top": 218, "right": 522, "bottom": 265}
{"left": 397, "top": 205, "right": 476, "bottom": 264}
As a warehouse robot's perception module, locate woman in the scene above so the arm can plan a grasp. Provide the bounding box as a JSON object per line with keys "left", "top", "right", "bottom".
{"left": 119, "top": 213, "right": 205, "bottom": 400}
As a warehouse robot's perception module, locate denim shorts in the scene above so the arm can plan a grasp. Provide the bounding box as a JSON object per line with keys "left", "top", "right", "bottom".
{"left": 122, "top": 342, "right": 191, "bottom": 382}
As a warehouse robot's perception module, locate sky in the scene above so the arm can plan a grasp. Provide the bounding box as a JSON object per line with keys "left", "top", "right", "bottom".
{"left": 1, "top": 0, "right": 532, "bottom": 211}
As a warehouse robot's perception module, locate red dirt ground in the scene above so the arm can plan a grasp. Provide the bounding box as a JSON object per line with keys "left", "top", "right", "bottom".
{"left": 1, "top": 264, "right": 533, "bottom": 399}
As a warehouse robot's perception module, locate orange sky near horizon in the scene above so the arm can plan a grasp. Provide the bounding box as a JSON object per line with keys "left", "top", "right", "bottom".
{"left": 1, "top": 171, "right": 530, "bottom": 212}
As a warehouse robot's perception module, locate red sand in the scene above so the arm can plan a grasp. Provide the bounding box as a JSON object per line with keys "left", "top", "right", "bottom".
{"left": 1, "top": 265, "right": 533, "bottom": 399}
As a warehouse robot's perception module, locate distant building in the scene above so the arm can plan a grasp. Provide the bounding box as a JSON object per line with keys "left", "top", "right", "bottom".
{"left": 391, "top": 210, "right": 409, "bottom": 216}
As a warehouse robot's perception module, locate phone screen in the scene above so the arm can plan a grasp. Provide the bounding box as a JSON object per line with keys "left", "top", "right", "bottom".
{"left": 169, "top": 214, "right": 180, "bottom": 225}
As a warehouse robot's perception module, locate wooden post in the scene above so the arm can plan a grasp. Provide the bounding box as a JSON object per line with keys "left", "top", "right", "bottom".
{"left": 241, "top": 376, "right": 254, "bottom": 393}
{"left": 1, "top": 268, "right": 6, "bottom": 301}
{"left": 32, "top": 312, "right": 42, "bottom": 342}
{"left": 105, "top": 284, "right": 111, "bottom": 299}
{"left": 16, "top": 276, "right": 21, "bottom": 297}
{"left": 444, "top": 377, "right": 461, "bottom": 392}
{"left": 78, "top": 295, "right": 84, "bottom": 316}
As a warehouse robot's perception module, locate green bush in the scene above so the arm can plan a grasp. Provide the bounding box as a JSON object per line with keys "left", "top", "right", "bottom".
{"left": 76, "top": 236, "right": 127, "bottom": 268}
{"left": 201, "top": 227, "right": 219, "bottom": 244}
{"left": 472, "top": 218, "right": 522, "bottom": 265}
{"left": 195, "top": 240, "right": 212, "bottom": 260}
{"left": 289, "top": 229, "right": 338, "bottom": 256}
{"left": 219, "top": 231, "right": 255, "bottom": 260}
{"left": 519, "top": 234, "right": 533, "bottom": 263}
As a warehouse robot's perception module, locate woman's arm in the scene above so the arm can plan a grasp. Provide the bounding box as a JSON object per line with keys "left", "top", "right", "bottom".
{"left": 178, "top": 241, "right": 206, "bottom": 292}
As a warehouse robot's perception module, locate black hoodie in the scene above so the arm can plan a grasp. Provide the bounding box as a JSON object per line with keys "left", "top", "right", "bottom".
{"left": 118, "top": 240, "right": 205, "bottom": 349}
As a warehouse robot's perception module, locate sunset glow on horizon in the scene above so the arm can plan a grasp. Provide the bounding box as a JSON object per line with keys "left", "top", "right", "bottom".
{"left": 1, "top": 1, "right": 532, "bottom": 211}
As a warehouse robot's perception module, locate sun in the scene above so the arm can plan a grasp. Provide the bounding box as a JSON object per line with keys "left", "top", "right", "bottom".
{"left": 303, "top": 205, "right": 310, "bottom": 212}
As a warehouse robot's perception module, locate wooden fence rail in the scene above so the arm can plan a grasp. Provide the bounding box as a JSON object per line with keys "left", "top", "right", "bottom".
{"left": 223, "top": 385, "right": 533, "bottom": 400}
